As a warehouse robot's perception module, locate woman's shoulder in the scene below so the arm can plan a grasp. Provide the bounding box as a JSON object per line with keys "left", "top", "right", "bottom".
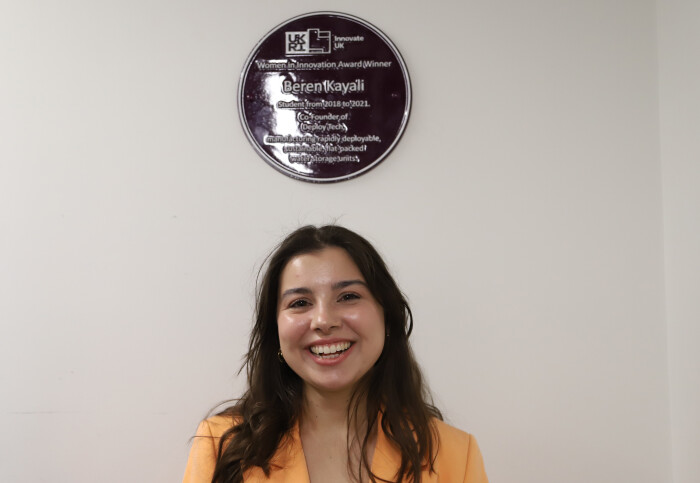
{"left": 432, "top": 418, "right": 471, "bottom": 445}
{"left": 196, "top": 412, "right": 240, "bottom": 439}
{"left": 183, "top": 414, "right": 240, "bottom": 483}
{"left": 431, "top": 418, "right": 489, "bottom": 482}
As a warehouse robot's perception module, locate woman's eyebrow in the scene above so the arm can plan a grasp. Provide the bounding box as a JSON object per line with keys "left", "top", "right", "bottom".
{"left": 332, "top": 279, "right": 368, "bottom": 290}
{"left": 281, "top": 280, "right": 367, "bottom": 298}
{"left": 280, "top": 287, "right": 311, "bottom": 298}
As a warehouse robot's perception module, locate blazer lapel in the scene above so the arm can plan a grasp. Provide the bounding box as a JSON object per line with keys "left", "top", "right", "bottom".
{"left": 245, "top": 422, "right": 310, "bottom": 483}
{"left": 370, "top": 415, "right": 402, "bottom": 482}
{"left": 370, "top": 414, "right": 439, "bottom": 483}
{"left": 246, "top": 416, "right": 410, "bottom": 482}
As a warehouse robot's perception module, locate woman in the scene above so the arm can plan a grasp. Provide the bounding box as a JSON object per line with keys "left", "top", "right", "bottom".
{"left": 183, "top": 225, "right": 488, "bottom": 483}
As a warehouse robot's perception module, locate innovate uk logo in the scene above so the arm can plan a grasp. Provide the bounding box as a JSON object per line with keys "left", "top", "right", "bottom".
{"left": 285, "top": 28, "right": 331, "bottom": 55}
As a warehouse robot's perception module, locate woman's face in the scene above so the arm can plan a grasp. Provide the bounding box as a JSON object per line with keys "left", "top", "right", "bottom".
{"left": 277, "top": 246, "right": 385, "bottom": 397}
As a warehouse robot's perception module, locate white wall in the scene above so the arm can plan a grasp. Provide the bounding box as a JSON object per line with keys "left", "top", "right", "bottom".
{"left": 0, "top": 1, "right": 676, "bottom": 482}
{"left": 658, "top": 1, "right": 700, "bottom": 482}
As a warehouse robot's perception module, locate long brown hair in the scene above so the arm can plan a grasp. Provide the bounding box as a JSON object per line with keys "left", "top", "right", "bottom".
{"left": 211, "top": 225, "right": 442, "bottom": 482}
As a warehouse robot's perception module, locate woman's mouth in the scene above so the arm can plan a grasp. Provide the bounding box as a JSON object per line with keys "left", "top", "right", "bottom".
{"left": 309, "top": 341, "right": 353, "bottom": 359}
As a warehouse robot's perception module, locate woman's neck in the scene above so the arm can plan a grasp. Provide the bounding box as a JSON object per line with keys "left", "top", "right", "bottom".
{"left": 301, "top": 385, "right": 367, "bottom": 434}
{"left": 299, "top": 385, "right": 377, "bottom": 483}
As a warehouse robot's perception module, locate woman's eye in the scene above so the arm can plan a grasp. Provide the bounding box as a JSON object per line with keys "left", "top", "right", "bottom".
{"left": 339, "top": 292, "right": 360, "bottom": 302}
{"left": 289, "top": 299, "right": 310, "bottom": 308}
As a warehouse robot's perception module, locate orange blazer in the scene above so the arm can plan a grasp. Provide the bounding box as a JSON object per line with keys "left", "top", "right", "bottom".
{"left": 183, "top": 414, "right": 488, "bottom": 482}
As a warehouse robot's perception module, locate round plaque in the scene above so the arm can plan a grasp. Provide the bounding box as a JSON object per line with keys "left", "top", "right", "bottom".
{"left": 239, "top": 12, "right": 411, "bottom": 182}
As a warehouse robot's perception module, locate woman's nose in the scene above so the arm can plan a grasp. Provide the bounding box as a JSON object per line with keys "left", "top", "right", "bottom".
{"left": 310, "top": 303, "right": 340, "bottom": 332}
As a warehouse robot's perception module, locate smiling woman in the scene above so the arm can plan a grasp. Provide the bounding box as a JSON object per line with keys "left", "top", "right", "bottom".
{"left": 183, "top": 225, "right": 488, "bottom": 483}
{"left": 277, "top": 247, "right": 386, "bottom": 397}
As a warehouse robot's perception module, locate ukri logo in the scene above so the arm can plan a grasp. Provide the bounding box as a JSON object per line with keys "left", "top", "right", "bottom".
{"left": 285, "top": 28, "right": 331, "bottom": 56}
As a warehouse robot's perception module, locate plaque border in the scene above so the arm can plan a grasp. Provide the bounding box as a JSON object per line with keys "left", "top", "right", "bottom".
{"left": 238, "top": 11, "right": 412, "bottom": 183}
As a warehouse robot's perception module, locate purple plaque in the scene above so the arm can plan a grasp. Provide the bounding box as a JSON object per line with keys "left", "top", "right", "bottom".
{"left": 239, "top": 12, "right": 411, "bottom": 182}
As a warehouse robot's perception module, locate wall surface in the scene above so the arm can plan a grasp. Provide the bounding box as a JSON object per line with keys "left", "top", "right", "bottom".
{"left": 658, "top": 1, "right": 700, "bottom": 482}
{"left": 0, "top": 1, "right": 675, "bottom": 482}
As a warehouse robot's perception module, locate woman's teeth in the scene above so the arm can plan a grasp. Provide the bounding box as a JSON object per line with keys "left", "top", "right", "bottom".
{"left": 309, "top": 341, "right": 352, "bottom": 357}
